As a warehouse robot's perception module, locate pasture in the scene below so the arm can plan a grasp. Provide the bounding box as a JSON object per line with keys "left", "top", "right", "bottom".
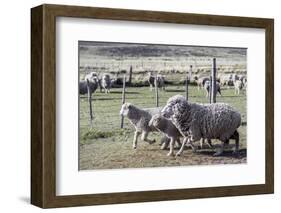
{"left": 79, "top": 84, "right": 247, "bottom": 170}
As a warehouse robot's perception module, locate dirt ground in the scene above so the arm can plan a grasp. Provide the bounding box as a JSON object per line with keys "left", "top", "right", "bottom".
{"left": 79, "top": 132, "right": 247, "bottom": 170}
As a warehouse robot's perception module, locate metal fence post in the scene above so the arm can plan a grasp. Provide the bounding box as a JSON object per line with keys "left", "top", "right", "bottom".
{"left": 185, "top": 75, "right": 189, "bottom": 101}
{"left": 211, "top": 58, "right": 217, "bottom": 103}
{"left": 155, "top": 74, "right": 159, "bottom": 107}
{"left": 86, "top": 79, "right": 93, "bottom": 129}
{"left": 128, "top": 65, "right": 133, "bottom": 85}
{"left": 120, "top": 75, "right": 126, "bottom": 128}
{"left": 209, "top": 76, "right": 212, "bottom": 104}
{"left": 189, "top": 65, "right": 192, "bottom": 81}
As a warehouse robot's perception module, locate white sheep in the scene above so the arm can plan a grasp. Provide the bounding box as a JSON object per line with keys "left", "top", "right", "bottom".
{"left": 220, "top": 74, "right": 234, "bottom": 88}
{"left": 165, "top": 95, "right": 241, "bottom": 156}
{"left": 204, "top": 80, "right": 222, "bottom": 97}
{"left": 79, "top": 78, "right": 99, "bottom": 95}
{"left": 196, "top": 76, "right": 209, "bottom": 90}
{"left": 148, "top": 114, "right": 182, "bottom": 156}
{"left": 101, "top": 73, "right": 111, "bottom": 93}
{"left": 148, "top": 72, "right": 165, "bottom": 91}
{"left": 161, "top": 95, "right": 213, "bottom": 151}
{"left": 234, "top": 80, "right": 243, "bottom": 95}
{"left": 84, "top": 71, "right": 98, "bottom": 81}
{"left": 120, "top": 103, "right": 158, "bottom": 149}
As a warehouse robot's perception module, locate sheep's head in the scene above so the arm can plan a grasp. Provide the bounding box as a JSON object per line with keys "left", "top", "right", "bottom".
{"left": 161, "top": 95, "right": 186, "bottom": 118}
{"left": 90, "top": 72, "right": 98, "bottom": 77}
{"left": 120, "top": 103, "right": 132, "bottom": 116}
{"left": 148, "top": 114, "right": 163, "bottom": 128}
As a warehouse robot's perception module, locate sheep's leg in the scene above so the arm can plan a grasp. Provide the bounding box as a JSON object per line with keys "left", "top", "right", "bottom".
{"left": 133, "top": 131, "right": 141, "bottom": 149}
{"left": 141, "top": 131, "right": 156, "bottom": 144}
{"left": 200, "top": 138, "right": 204, "bottom": 149}
{"left": 176, "top": 137, "right": 188, "bottom": 156}
{"left": 218, "top": 89, "right": 222, "bottom": 96}
{"left": 225, "top": 139, "right": 230, "bottom": 145}
{"left": 231, "top": 130, "right": 240, "bottom": 155}
{"left": 206, "top": 139, "right": 213, "bottom": 148}
{"left": 175, "top": 138, "right": 182, "bottom": 149}
{"left": 213, "top": 141, "right": 225, "bottom": 156}
{"left": 161, "top": 141, "right": 169, "bottom": 150}
{"left": 160, "top": 136, "right": 169, "bottom": 150}
{"left": 187, "top": 139, "right": 197, "bottom": 152}
{"left": 167, "top": 138, "right": 175, "bottom": 156}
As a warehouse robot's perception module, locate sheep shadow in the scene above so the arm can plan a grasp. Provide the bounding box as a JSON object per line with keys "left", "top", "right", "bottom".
{"left": 197, "top": 148, "right": 247, "bottom": 159}
{"left": 108, "top": 91, "right": 140, "bottom": 94}
{"left": 165, "top": 89, "right": 185, "bottom": 92}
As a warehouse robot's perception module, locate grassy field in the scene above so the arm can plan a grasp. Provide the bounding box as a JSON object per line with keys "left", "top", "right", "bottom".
{"left": 79, "top": 84, "right": 247, "bottom": 170}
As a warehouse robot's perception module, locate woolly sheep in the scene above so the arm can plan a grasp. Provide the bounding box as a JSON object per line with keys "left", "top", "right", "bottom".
{"left": 165, "top": 95, "right": 241, "bottom": 156}
{"left": 84, "top": 72, "right": 98, "bottom": 81}
{"left": 234, "top": 80, "right": 243, "bottom": 95}
{"left": 148, "top": 114, "right": 182, "bottom": 156}
{"left": 204, "top": 80, "right": 222, "bottom": 97}
{"left": 79, "top": 78, "right": 99, "bottom": 95}
{"left": 161, "top": 95, "right": 213, "bottom": 151}
{"left": 196, "top": 76, "right": 209, "bottom": 90}
{"left": 120, "top": 103, "right": 158, "bottom": 149}
{"left": 220, "top": 74, "right": 234, "bottom": 87}
{"left": 148, "top": 72, "right": 165, "bottom": 91}
{"left": 101, "top": 73, "right": 111, "bottom": 93}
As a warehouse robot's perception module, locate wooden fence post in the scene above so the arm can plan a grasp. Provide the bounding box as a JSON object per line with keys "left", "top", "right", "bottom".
{"left": 185, "top": 75, "right": 189, "bottom": 101}
{"left": 211, "top": 58, "right": 217, "bottom": 103}
{"left": 209, "top": 76, "right": 212, "bottom": 104}
{"left": 155, "top": 74, "right": 159, "bottom": 107}
{"left": 128, "top": 65, "right": 133, "bottom": 85}
{"left": 120, "top": 75, "right": 126, "bottom": 128}
{"left": 189, "top": 65, "right": 192, "bottom": 81}
{"left": 86, "top": 79, "right": 93, "bottom": 129}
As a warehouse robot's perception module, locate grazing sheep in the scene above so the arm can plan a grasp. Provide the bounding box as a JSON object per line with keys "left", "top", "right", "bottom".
{"left": 230, "top": 74, "right": 239, "bottom": 81}
{"left": 149, "top": 114, "right": 182, "bottom": 156}
{"left": 234, "top": 80, "right": 244, "bottom": 95}
{"left": 120, "top": 103, "right": 157, "bottom": 149}
{"left": 84, "top": 72, "right": 98, "bottom": 81}
{"left": 165, "top": 95, "right": 241, "bottom": 156}
{"left": 101, "top": 73, "right": 111, "bottom": 93}
{"left": 204, "top": 80, "right": 222, "bottom": 97}
{"left": 79, "top": 78, "right": 99, "bottom": 95}
{"left": 196, "top": 77, "right": 209, "bottom": 90}
{"left": 148, "top": 72, "right": 165, "bottom": 91}
{"left": 84, "top": 72, "right": 104, "bottom": 92}
{"left": 220, "top": 74, "right": 238, "bottom": 87}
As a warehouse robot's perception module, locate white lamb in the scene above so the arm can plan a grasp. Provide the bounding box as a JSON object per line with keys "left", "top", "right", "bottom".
{"left": 120, "top": 103, "right": 158, "bottom": 149}
{"left": 149, "top": 114, "right": 182, "bottom": 156}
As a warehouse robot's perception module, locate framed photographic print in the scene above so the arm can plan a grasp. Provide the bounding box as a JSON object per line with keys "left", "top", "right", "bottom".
{"left": 31, "top": 4, "right": 274, "bottom": 208}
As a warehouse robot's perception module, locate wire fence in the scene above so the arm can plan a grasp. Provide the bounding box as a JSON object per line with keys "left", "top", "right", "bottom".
{"left": 79, "top": 58, "right": 246, "bottom": 132}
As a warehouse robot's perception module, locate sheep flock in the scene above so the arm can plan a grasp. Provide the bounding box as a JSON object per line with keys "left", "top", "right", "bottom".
{"left": 121, "top": 94, "right": 242, "bottom": 157}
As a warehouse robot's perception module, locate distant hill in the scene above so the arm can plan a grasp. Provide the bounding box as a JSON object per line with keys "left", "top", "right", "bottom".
{"left": 79, "top": 41, "right": 247, "bottom": 59}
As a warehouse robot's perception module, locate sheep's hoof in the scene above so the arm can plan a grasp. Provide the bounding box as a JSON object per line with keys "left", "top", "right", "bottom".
{"left": 167, "top": 152, "right": 174, "bottom": 157}
{"left": 161, "top": 144, "right": 168, "bottom": 150}
{"left": 192, "top": 148, "right": 197, "bottom": 153}
{"left": 213, "top": 151, "right": 223, "bottom": 156}
{"left": 175, "top": 152, "right": 182, "bottom": 157}
{"left": 150, "top": 139, "right": 156, "bottom": 144}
